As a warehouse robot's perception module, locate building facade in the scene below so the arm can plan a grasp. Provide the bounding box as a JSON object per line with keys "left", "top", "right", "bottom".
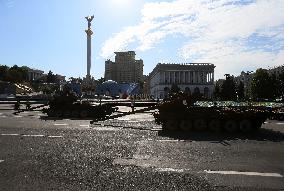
{"left": 105, "top": 51, "right": 143, "bottom": 83}
{"left": 23, "top": 67, "right": 44, "bottom": 82}
{"left": 149, "top": 63, "right": 215, "bottom": 99}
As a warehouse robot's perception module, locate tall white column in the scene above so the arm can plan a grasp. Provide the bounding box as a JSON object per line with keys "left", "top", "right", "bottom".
{"left": 85, "top": 15, "right": 94, "bottom": 80}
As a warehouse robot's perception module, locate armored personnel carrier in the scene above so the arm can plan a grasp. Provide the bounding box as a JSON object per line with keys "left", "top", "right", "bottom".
{"left": 153, "top": 93, "right": 269, "bottom": 133}
{"left": 42, "top": 89, "right": 117, "bottom": 119}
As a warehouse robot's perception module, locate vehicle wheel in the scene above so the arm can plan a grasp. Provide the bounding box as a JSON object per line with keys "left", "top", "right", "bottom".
{"left": 179, "top": 120, "right": 192, "bottom": 131}
{"left": 164, "top": 120, "right": 179, "bottom": 131}
{"left": 72, "top": 110, "right": 79, "bottom": 118}
{"left": 80, "top": 110, "right": 88, "bottom": 118}
{"left": 193, "top": 119, "right": 207, "bottom": 131}
{"left": 208, "top": 119, "right": 221, "bottom": 132}
{"left": 239, "top": 119, "right": 253, "bottom": 133}
{"left": 224, "top": 120, "right": 238, "bottom": 133}
{"left": 55, "top": 110, "right": 62, "bottom": 117}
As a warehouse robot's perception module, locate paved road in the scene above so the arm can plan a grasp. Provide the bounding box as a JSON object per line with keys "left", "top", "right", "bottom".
{"left": 0, "top": 107, "right": 283, "bottom": 190}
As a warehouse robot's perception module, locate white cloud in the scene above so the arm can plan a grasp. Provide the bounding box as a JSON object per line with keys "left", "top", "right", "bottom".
{"left": 100, "top": 0, "right": 284, "bottom": 78}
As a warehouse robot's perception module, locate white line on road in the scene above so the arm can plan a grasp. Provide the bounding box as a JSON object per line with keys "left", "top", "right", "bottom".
{"left": 0, "top": 160, "right": 4, "bottom": 163}
{"left": 14, "top": 115, "right": 23, "bottom": 118}
{"left": 22, "top": 134, "right": 45, "bottom": 137}
{"left": 0, "top": 116, "right": 6, "bottom": 117}
{"left": 54, "top": 123, "right": 68, "bottom": 126}
{"left": 1, "top": 133, "right": 19, "bottom": 136}
{"left": 48, "top": 135, "right": 63, "bottom": 138}
{"left": 276, "top": 122, "right": 284, "bottom": 125}
{"left": 79, "top": 125, "right": 89, "bottom": 127}
{"left": 158, "top": 139, "right": 180, "bottom": 142}
{"left": 156, "top": 168, "right": 185, "bottom": 173}
{"left": 204, "top": 170, "right": 283, "bottom": 178}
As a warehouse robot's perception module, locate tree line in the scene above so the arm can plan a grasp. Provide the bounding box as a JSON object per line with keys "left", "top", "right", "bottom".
{"left": 214, "top": 69, "right": 284, "bottom": 101}
{"left": 0, "top": 65, "right": 28, "bottom": 83}
{"left": 0, "top": 64, "right": 61, "bottom": 84}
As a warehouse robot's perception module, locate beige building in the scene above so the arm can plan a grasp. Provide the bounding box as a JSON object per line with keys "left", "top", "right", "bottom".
{"left": 105, "top": 51, "right": 143, "bottom": 83}
{"left": 149, "top": 63, "right": 215, "bottom": 99}
{"left": 22, "top": 66, "right": 44, "bottom": 82}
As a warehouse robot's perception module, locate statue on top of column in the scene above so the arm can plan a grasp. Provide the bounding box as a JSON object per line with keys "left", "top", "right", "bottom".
{"left": 85, "top": 15, "right": 94, "bottom": 29}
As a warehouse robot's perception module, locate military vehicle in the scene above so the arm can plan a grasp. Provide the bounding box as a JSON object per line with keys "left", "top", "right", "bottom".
{"left": 42, "top": 89, "right": 117, "bottom": 119}
{"left": 270, "top": 107, "right": 284, "bottom": 121}
{"left": 153, "top": 93, "right": 269, "bottom": 133}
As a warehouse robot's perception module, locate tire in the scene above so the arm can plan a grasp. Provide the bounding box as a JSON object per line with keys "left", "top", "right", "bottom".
{"left": 193, "top": 119, "right": 207, "bottom": 131}
{"left": 55, "top": 110, "right": 62, "bottom": 117}
{"left": 239, "top": 119, "right": 253, "bottom": 133}
{"left": 164, "top": 120, "right": 179, "bottom": 131}
{"left": 80, "top": 110, "right": 88, "bottom": 118}
{"left": 224, "top": 120, "right": 238, "bottom": 133}
{"left": 208, "top": 119, "right": 221, "bottom": 132}
{"left": 179, "top": 120, "right": 192, "bottom": 131}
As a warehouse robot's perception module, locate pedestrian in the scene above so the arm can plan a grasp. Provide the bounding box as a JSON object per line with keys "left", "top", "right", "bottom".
{"left": 14, "top": 99, "right": 20, "bottom": 111}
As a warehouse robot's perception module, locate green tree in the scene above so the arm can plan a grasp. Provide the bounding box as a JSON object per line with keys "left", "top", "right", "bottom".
{"left": 278, "top": 72, "right": 284, "bottom": 98}
{"left": 213, "top": 82, "right": 221, "bottom": 100}
{"left": 69, "top": 77, "right": 83, "bottom": 83}
{"left": 237, "top": 81, "right": 245, "bottom": 100}
{"left": 46, "top": 70, "right": 56, "bottom": 83}
{"left": 251, "top": 69, "right": 274, "bottom": 100}
{"left": 170, "top": 83, "right": 180, "bottom": 94}
{"left": 221, "top": 74, "right": 236, "bottom": 100}
{"left": 0, "top": 65, "right": 9, "bottom": 81}
{"left": 7, "top": 65, "right": 28, "bottom": 83}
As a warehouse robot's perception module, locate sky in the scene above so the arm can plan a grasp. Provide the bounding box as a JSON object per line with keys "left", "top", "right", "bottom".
{"left": 0, "top": 0, "right": 283, "bottom": 80}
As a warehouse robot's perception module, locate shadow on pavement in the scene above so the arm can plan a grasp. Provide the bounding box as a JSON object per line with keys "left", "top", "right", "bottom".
{"left": 39, "top": 116, "right": 94, "bottom": 121}
{"left": 158, "top": 128, "right": 284, "bottom": 143}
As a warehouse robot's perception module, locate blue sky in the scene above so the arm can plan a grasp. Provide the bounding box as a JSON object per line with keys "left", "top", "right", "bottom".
{"left": 0, "top": 0, "right": 283, "bottom": 80}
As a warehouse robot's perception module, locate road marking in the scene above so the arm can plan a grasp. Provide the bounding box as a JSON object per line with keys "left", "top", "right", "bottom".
{"left": 48, "top": 135, "right": 63, "bottom": 138}
{"left": 1, "top": 133, "right": 19, "bottom": 136}
{"left": 54, "top": 123, "right": 68, "bottom": 126}
{"left": 22, "top": 134, "right": 45, "bottom": 137}
{"left": 156, "top": 168, "right": 185, "bottom": 173}
{"left": 0, "top": 160, "right": 4, "bottom": 163}
{"left": 93, "top": 127, "right": 120, "bottom": 131}
{"left": 204, "top": 170, "right": 283, "bottom": 177}
{"left": 0, "top": 115, "right": 6, "bottom": 117}
{"left": 276, "top": 122, "right": 284, "bottom": 125}
{"left": 79, "top": 125, "right": 89, "bottom": 127}
{"left": 14, "top": 115, "right": 23, "bottom": 118}
{"left": 158, "top": 139, "right": 180, "bottom": 142}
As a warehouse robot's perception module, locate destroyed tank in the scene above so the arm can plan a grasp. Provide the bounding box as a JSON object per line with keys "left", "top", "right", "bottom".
{"left": 153, "top": 93, "right": 269, "bottom": 133}
{"left": 42, "top": 90, "right": 117, "bottom": 119}
{"left": 269, "top": 107, "right": 284, "bottom": 121}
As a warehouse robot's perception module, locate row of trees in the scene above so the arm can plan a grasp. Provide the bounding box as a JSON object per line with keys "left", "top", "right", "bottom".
{"left": 0, "top": 64, "right": 61, "bottom": 84}
{"left": 0, "top": 65, "right": 28, "bottom": 83}
{"left": 214, "top": 69, "right": 284, "bottom": 101}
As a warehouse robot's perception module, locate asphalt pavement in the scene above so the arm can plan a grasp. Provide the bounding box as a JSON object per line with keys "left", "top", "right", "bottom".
{"left": 0, "top": 105, "right": 283, "bottom": 190}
